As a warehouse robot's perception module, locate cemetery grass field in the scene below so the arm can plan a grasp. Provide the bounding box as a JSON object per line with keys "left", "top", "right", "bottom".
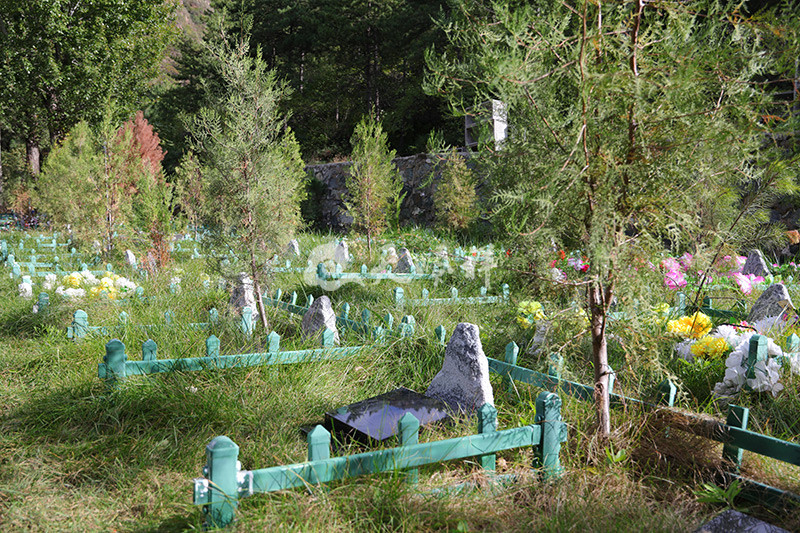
{"left": 1, "top": 229, "right": 799, "bottom": 532}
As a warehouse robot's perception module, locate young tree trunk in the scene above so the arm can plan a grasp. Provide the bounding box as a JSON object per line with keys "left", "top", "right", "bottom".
{"left": 26, "top": 136, "right": 41, "bottom": 176}
{"left": 254, "top": 278, "right": 269, "bottom": 332}
{"left": 589, "top": 280, "right": 612, "bottom": 437}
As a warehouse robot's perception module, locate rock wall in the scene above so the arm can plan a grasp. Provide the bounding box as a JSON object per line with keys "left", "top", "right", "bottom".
{"left": 305, "top": 152, "right": 471, "bottom": 232}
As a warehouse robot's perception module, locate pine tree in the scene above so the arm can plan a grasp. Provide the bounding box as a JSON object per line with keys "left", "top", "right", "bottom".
{"left": 190, "top": 30, "right": 306, "bottom": 331}
{"left": 346, "top": 113, "right": 404, "bottom": 251}
{"left": 426, "top": 0, "right": 799, "bottom": 436}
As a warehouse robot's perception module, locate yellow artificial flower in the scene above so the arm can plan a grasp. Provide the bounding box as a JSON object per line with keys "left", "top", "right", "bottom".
{"left": 667, "top": 312, "right": 713, "bottom": 339}
{"left": 516, "top": 315, "right": 534, "bottom": 329}
{"left": 517, "top": 300, "right": 546, "bottom": 321}
{"left": 64, "top": 272, "right": 83, "bottom": 288}
{"left": 690, "top": 336, "right": 730, "bottom": 360}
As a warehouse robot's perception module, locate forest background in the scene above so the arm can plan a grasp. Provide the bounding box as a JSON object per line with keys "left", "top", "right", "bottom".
{"left": 0, "top": 0, "right": 461, "bottom": 202}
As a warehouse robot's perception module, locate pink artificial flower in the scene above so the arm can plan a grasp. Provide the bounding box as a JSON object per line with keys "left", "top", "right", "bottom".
{"left": 664, "top": 270, "right": 687, "bottom": 290}
{"left": 680, "top": 253, "right": 693, "bottom": 269}
{"left": 732, "top": 272, "right": 763, "bottom": 295}
{"left": 661, "top": 258, "right": 681, "bottom": 272}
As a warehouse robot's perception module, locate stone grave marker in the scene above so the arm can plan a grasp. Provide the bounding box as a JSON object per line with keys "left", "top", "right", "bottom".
{"left": 694, "top": 509, "right": 788, "bottom": 533}
{"left": 284, "top": 239, "right": 300, "bottom": 258}
{"left": 747, "top": 283, "right": 793, "bottom": 323}
{"left": 742, "top": 250, "right": 770, "bottom": 277}
{"left": 230, "top": 272, "right": 259, "bottom": 319}
{"left": 395, "top": 247, "right": 416, "bottom": 274}
{"left": 124, "top": 249, "right": 137, "bottom": 268}
{"left": 426, "top": 322, "right": 494, "bottom": 412}
{"left": 334, "top": 240, "right": 350, "bottom": 265}
{"left": 301, "top": 295, "right": 340, "bottom": 344}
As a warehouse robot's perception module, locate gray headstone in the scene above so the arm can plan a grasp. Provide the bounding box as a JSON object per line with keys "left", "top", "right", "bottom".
{"left": 384, "top": 247, "right": 399, "bottom": 268}
{"left": 694, "top": 510, "right": 788, "bottom": 533}
{"left": 526, "top": 320, "right": 552, "bottom": 357}
{"left": 124, "top": 249, "right": 137, "bottom": 268}
{"left": 301, "top": 295, "right": 340, "bottom": 345}
{"left": 284, "top": 239, "right": 300, "bottom": 258}
{"left": 742, "top": 250, "right": 770, "bottom": 277}
{"left": 229, "top": 272, "right": 259, "bottom": 318}
{"left": 425, "top": 323, "right": 494, "bottom": 412}
{"left": 747, "top": 283, "right": 793, "bottom": 323}
{"left": 334, "top": 241, "right": 350, "bottom": 265}
{"left": 395, "top": 247, "right": 416, "bottom": 274}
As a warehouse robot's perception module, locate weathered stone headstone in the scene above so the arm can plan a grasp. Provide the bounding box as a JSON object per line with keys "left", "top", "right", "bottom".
{"left": 229, "top": 272, "right": 259, "bottom": 319}
{"left": 526, "top": 320, "right": 552, "bottom": 357}
{"left": 741, "top": 249, "right": 770, "bottom": 277}
{"left": 334, "top": 240, "right": 350, "bottom": 265}
{"left": 426, "top": 322, "right": 494, "bottom": 412}
{"left": 284, "top": 239, "right": 300, "bottom": 258}
{"left": 124, "top": 249, "right": 137, "bottom": 268}
{"left": 395, "top": 247, "right": 416, "bottom": 274}
{"left": 301, "top": 295, "right": 340, "bottom": 345}
{"left": 747, "top": 283, "right": 793, "bottom": 322}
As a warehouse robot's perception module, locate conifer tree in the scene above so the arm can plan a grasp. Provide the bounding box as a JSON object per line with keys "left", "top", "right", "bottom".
{"left": 426, "top": 0, "right": 799, "bottom": 436}
{"left": 346, "top": 113, "right": 404, "bottom": 251}
{"left": 190, "top": 30, "right": 306, "bottom": 331}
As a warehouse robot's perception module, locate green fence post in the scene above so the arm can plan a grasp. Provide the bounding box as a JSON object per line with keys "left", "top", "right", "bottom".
{"left": 322, "top": 328, "right": 335, "bottom": 348}
{"left": 142, "top": 339, "right": 157, "bottom": 374}
{"left": 785, "top": 333, "right": 799, "bottom": 353}
{"left": 478, "top": 403, "right": 497, "bottom": 471}
{"left": 434, "top": 325, "right": 447, "bottom": 346}
{"left": 534, "top": 391, "right": 566, "bottom": 480}
{"left": 164, "top": 310, "right": 174, "bottom": 326}
{"left": 307, "top": 425, "right": 331, "bottom": 486}
{"left": 341, "top": 302, "right": 350, "bottom": 320}
{"left": 103, "top": 339, "right": 128, "bottom": 386}
{"left": 422, "top": 288, "right": 429, "bottom": 301}
{"left": 502, "top": 283, "right": 510, "bottom": 301}
{"left": 547, "top": 353, "right": 563, "bottom": 381}
{"left": 722, "top": 404, "right": 750, "bottom": 470}
{"left": 240, "top": 307, "right": 253, "bottom": 339}
{"left": 394, "top": 287, "right": 404, "bottom": 307}
{"left": 503, "top": 342, "right": 519, "bottom": 399}
{"left": 656, "top": 380, "right": 677, "bottom": 407}
{"left": 398, "top": 413, "right": 420, "bottom": 484}
{"left": 673, "top": 292, "right": 686, "bottom": 317}
{"left": 400, "top": 315, "right": 415, "bottom": 338}
{"left": 202, "top": 436, "right": 240, "bottom": 529}
{"left": 206, "top": 335, "right": 220, "bottom": 361}
{"left": 267, "top": 331, "right": 281, "bottom": 353}
{"left": 209, "top": 308, "right": 219, "bottom": 327}
{"left": 36, "top": 292, "right": 49, "bottom": 314}
{"left": 72, "top": 309, "right": 89, "bottom": 339}
{"left": 450, "top": 287, "right": 458, "bottom": 301}
{"left": 745, "top": 334, "right": 768, "bottom": 384}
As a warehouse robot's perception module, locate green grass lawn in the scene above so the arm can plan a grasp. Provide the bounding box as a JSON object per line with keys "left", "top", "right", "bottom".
{"left": 0, "top": 229, "right": 798, "bottom": 531}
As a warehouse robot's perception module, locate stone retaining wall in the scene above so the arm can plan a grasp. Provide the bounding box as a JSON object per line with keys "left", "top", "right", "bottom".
{"left": 305, "top": 152, "right": 471, "bottom": 232}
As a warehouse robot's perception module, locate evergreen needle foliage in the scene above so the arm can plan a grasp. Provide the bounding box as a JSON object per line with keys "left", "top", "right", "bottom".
{"left": 346, "top": 113, "right": 405, "bottom": 251}
{"left": 434, "top": 148, "right": 479, "bottom": 232}
{"left": 426, "top": 0, "right": 800, "bottom": 435}
{"left": 190, "top": 30, "right": 306, "bottom": 330}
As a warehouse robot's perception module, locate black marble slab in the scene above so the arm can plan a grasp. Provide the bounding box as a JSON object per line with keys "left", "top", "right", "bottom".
{"left": 326, "top": 387, "right": 450, "bottom": 442}
{"left": 694, "top": 510, "right": 789, "bottom": 533}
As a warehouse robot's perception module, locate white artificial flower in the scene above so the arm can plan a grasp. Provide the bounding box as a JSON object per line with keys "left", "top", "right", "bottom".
{"left": 675, "top": 338, "right": 695, "bottom": 362}
{"left": 114, "top": 277, "right": 137, "bottom": 293}
{"left": 170, "top": 276, "right": 182, "bottom": 285}
{"left": 18, "top": 282, "right": 33, "bottom": 299}
{"left": 43, "top": 273, "right": 57, "bottom": 290}
{"left": 56, "top": 286, "right": 86, "bottom": 299}
{"left": 81, "top": 270, "right": 98, "bottom": 285}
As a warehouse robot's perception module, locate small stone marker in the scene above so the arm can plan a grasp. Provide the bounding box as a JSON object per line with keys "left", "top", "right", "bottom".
{"left": 395, "top": 247, "right": 416, "bottom": 274}
{"left": 300, "top": 295, "right": 340, "bottom": 345}
{"left": 425, "top": 322, "right": 494, "bottom": 412}
{"left": 694, "top": 509, "right": 788, "bottom": 533}
{"left": 124, "top": 249, "right": 137, "bottom": 268}
{"left": 741, "top": 249, "right": 770, "bottom": 277}
{"left": 747, "top": 283, "right": 793, "bottom": 323}
{"left": 229, "top": 272, "right": 259, "bottom": 319}
{"left": 526, "top": 320, "right": 552, "bottom": 357}
{"left": 284, "top": 239, "right": 300, "bottom": 258}
{"left": 334, "top": 240, "right": 350, "bottom": 265}
{"left": 326, "top": 387, "right": 449, "bottom": 442}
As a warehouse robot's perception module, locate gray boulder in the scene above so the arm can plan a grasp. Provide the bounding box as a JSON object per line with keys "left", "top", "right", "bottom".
{"left": 301, "top": 295, "right": 340, "bottom": 345}
{"left": 742, "top": 250, "right": 770, "bottom": 277}
{"left": 395, "top": 247, "right": 416, "bottom": 274}
{"left": 230, "top": 272, "right": 259, "bottom": 319}
{"left": 747, "top": 283, "right": 793, "bottom": 323}
{"left": 284, "top": 239, "right": 300, "bottom": 258}
{"left": 426, "top": 323, "right": 494, "bottom": 412}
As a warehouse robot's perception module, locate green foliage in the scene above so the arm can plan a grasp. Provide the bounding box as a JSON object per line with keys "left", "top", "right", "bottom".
{"left": 173, "top": 150, "right": 206, "bottom": 233}
{"left": 36, "top": 110, "right": 171, "bottom": 257}
{"left": 694, "top": 479, "right": 744, "bottom": 511}
{"left": 189, "top": 29, "right": 306, "bottom": 324}
{"left": 0, "top": 0, "right": 177, "bottom": 173}
{"left": 434, "top": 148, "right": 479, "bottom": 232}
{"left": 346, "top": 113, "right": 404, "bottom": 250}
